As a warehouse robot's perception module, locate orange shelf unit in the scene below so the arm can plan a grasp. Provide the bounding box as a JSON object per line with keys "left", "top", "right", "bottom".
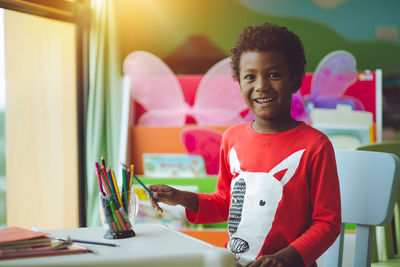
{"left": 179, "top": 229, "right": 229, "bottom": 247}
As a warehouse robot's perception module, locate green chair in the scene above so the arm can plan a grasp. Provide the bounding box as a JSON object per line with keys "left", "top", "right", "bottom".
{"left": 356, "top": 141, "right": 400, "bottom": 261}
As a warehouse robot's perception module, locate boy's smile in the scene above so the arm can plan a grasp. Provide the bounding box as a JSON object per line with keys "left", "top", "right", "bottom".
{"left": 239, "top": 50, "right": 299, "bottom": 133}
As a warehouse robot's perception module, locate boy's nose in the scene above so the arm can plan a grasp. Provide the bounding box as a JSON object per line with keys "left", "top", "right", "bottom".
{"left": 255, "top": 77, "right": 268, "bottom": 91}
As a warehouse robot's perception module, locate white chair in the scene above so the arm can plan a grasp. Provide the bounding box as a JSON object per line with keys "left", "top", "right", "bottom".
{"left": 356, "top": 141, "right": 400, "bottom": 261}
{"left": 324, "top": 150, "right": 400, "bottom": 267}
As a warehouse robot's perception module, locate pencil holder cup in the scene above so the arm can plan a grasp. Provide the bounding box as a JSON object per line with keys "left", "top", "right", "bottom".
{"left": 99, "top": 189, "right": 139, "bottom": 239}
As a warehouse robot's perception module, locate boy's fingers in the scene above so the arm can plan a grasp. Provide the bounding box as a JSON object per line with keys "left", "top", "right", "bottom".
{"left": 154, "top": 203, "right": 163, "bottom": 213}
{"left": 143, "top": 184, "right": 165, "bottom": 212}
{"left": 153, "top": 191, "right": 173, "bottom": 201}
{"left": 148, "top": 193, "right": 163, "bottom": 212}
{"left": 148, "top": 184, "right": 158, "bottom": 191}
{"left": 148, "top": 184, "right": 172, "bottom": 200}
{"left": 147, "top": 184, "right": 178, "bottom": 210}
{"left": 148, "top": 184, "right": 167, "bottom": 192}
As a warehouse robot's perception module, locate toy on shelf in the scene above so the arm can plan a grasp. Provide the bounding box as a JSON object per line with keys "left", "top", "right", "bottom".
{"left": 310, "top": 104, "right": 373, "bottom": 149}
{"left": 301, "top": 50, "right": 378, "bottom": 148}
{"left": 123, "top": 50, "right": 251, "bottom": 127}
{"left": 181, "top": 127, "right": 222, "bottom": 175}
{"left": 304, "top": 50, "right": 364, "bottom": 111}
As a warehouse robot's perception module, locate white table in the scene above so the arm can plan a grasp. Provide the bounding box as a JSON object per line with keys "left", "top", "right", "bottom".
{"left": 0, "top": 224, "right": 236, "bottom": 267}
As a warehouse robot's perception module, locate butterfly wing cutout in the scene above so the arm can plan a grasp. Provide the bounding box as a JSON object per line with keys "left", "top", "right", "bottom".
{"left": 191, "top": 58, "right": 251, "bottom": 126}
{"left": 309, "top": 50, "right": 364, "bottom": 110}
{"left": 180, "top": 127, "right": 222, "bottom": 175}
{"left": 123, "top": 50, "right": 188, "bottom": 126}
{"left": 311, "top": 50, "right": 357, "bottom": 98}
{"left": 291, "top": 91, "right": 310, "bottom": 124}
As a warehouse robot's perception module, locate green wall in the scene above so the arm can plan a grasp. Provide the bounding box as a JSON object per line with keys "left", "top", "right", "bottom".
{"left": 115, "top": 0, "right": 400, "bottom": 76}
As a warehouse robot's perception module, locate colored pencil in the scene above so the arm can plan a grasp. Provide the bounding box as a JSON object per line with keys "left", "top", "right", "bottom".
{"left": 98, "top": 168, "right": 111, "bottom": 197}
{"left": 115, "top": 210, "right": 127, "bottom": 231}
{"left": 106, "top": 168, "right": 119, "bottom": 208}
{"left": 100, "top": 197, "right": 114, "bottom": 231}
{"left": 118, "top": 206, "right": 132, "bottom": 229}
{"left": 100, "top": 170, "right": 112, "bottom": 197}
{"left": 101, "top": 165, "right": 112, "bottom": 193}
{"left": 71, "top": 239, "right": 119, "bottom": 247}
{"left": 111, "top": 222, "right": 118, "bottom": 233}
{"left": 95, "top": 162, "right": 105, "bottom": 195}
{"left": 101, "top": 156, "right": 106, "bottom": 169}
{"left": 121, "top": 166, "right": 127, "bottom": 211}
{"left": 111, "top": 170, "right": 124, "bottom": 209}
{"left": 127, "top": 165, "right": 134, "bottom": 205}
{"left": 133, "top": 174, "right": 158, "bottom": 202}
{"left": 109, "top": 199, "right": 122, "bottom": 231}
{"left": 124, "top": 168, "right": 131, "bottom": 210}
{"left": 129, "top": 165, "right": 134, "bottom": 189}
{"left": 105, "top": 201, "right": 118, "bottom": 232}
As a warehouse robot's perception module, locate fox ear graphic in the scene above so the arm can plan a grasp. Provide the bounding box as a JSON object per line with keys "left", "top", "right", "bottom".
{"left": 269, "top": 149, "right": 305, "bottom": 186}
{"left": 229, "top": 148, "right": 241, "bottom": 175}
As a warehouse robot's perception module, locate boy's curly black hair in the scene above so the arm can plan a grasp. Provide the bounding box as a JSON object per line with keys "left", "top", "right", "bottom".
{"left": 231, "top": 23, "right": 306, "bottom": 89}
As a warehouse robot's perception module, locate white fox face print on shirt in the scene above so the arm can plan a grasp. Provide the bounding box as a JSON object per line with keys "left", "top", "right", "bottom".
{"left": 227, "top": 147, "right": 305, "bottom": 266}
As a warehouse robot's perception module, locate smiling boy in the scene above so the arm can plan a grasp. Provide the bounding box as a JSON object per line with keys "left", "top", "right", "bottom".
{"left": 149, "top": 23, "right": 341, "bottom": 267}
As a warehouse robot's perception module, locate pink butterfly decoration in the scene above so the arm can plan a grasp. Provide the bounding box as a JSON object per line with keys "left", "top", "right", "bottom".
{"left": 123, "top": 51, "right": 251, "bottom": 127}
{"left": 303, "top": 50, "right": 364, "bottom": 111}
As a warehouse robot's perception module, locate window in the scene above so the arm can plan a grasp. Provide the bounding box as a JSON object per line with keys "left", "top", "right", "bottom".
{"left": 0, "top": 0, "right": 89, "bottom": 228}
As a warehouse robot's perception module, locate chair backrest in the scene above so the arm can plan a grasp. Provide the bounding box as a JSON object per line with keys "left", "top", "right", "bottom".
{"left": 356, "top": 141, "right": 400, "bottom": 158}
{"left": 324, "top": 150, "right": 400, "bottom": 267}
{"left": 357, "top": 142, "right": 400, "bottom": 205}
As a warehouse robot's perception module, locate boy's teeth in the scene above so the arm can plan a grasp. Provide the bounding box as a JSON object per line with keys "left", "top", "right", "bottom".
{"left": 255, "top": 98, "right": 272, "bottom": 104}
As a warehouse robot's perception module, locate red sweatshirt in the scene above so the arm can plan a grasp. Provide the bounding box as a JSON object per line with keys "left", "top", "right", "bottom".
{"left": 186, "top": 121, "right": 341, "bottom": 266}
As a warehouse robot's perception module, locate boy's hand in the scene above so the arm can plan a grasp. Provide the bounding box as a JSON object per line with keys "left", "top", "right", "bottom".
{"left": 147, "top": 184, "right": 199, "bottom": 214}
{"left": 147, "top": 184, "right": 180, "bottom": 213}
{"left": 248, "top": 255, "right": 285, "bottom": 267}
{"left": 147, "top": 184, "right": 177, "bottom": 213}
{"left": 248, "top": 245, "right": 304, "bottom": 267}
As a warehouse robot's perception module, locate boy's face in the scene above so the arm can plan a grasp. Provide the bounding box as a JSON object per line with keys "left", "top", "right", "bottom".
{"left": 239, "top": 50, "right": 297, "bottom": 128}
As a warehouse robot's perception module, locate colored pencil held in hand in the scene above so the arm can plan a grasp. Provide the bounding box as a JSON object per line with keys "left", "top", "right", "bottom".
{"left": 94, "top": 157, "right": 136, "bottom": 234}
{"left": 132, "top": 174, "right": 159, "bottom": 202}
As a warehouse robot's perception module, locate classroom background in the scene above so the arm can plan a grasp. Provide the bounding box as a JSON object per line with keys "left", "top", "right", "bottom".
{"left": 0, "top": 0, "right": 399, "bottom": 246}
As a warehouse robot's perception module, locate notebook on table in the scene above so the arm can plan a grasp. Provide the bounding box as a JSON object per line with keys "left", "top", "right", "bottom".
{"left": 0, "top": 227, "right": 91, "bottom": 260}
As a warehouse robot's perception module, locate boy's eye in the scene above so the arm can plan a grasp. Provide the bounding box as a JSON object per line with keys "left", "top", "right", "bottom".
{"left": 243, "top": 74, "right": 255, "bottom": 81}
{"left": 267, "top": 72, "right": 280, "bottom": 79}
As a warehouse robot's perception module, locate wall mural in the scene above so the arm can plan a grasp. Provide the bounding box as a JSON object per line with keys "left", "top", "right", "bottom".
{"left": 116, "top": 0, "right": 400, "bottom": 77}
{"left": 238, "top": 0, "right": 399, "bottom": 42}
{"left": 163, "top": 35, "right": 227, "bottom": 74}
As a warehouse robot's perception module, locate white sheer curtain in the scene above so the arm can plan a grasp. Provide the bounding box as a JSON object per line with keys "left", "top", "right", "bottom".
{"left": 85, "top": 0, "right": 123, "bottom": 226}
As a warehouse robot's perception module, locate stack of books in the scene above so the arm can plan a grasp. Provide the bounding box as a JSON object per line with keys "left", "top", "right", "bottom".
{"left": 0, "top": 227, "right": 91, "bottom": 260}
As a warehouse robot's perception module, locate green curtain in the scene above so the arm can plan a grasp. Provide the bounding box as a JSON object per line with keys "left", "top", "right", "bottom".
{"left": 85, "top": 0, "right": 122, "bottom": 226}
